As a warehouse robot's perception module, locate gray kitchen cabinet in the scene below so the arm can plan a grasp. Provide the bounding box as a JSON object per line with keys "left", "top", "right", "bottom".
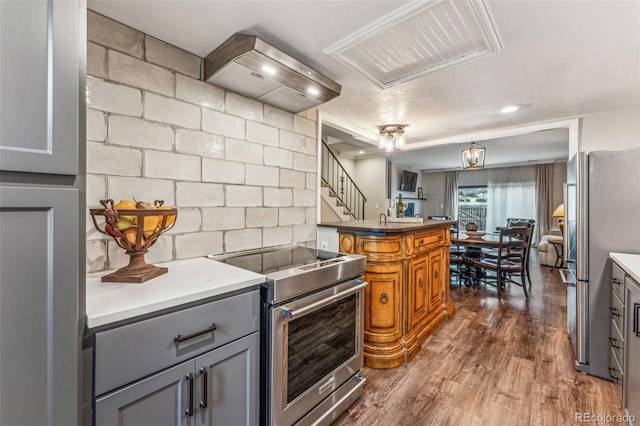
{"left": 0, "top": 0, "right": 80, "bottom": 175}
{"left": 0, "top": 186, "right": 79, "bottom": 426}
{"left": 626, "top": 276, "right": 640, "bottom": 425}
{"left": 92, "top": 290, "right": 260, "bottom": 425}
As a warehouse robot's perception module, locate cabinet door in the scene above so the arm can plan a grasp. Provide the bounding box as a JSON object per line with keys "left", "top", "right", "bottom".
{"left": 364, "top": 262, "right": 403, "bottom": 343}
{"left": 429, "top": 249, "right": 444, "bottom": 313}
{"left": 0, "top": 186, "right": 79, "bottom": 426}
{"left": 0, "top": 0, "right": 79, "bottom": 174}
{"left": 626, "top": 280, "right": 640, "bottom": 424}
{"left": 95, "top": 359, "right": 193, "bottom": 426}
{"left": 196, "top": 332, "right": 259, "bottom": 426}
{"left": 409, "top": 254, "right": 429, "bottom": 331}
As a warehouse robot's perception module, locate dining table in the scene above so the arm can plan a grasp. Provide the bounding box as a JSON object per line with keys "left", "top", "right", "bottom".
{"left": 451, "top": 232, "right": 505, "bottom": 287}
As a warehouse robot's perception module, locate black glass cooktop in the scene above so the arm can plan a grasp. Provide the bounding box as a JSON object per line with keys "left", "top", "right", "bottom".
{"left": 210, "top": 246, "right": 343, "bottom": 275}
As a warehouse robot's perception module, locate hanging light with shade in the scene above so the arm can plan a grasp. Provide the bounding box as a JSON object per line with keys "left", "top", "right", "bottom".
{"left": 461, "top": 141, "right": 486, "bottom": 170}
{"left": 377, "top": 124, "right": 407, "bottom": 152}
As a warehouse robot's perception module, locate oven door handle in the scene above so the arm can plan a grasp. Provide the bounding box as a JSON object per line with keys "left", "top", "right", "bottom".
{"left": 281, "top": 282, "right": 368, "bottom": 320}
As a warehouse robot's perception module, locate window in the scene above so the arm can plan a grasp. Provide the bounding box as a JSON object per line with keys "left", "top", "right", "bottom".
{"left": 458, "top": 186, "right": 487, "bottom": 230}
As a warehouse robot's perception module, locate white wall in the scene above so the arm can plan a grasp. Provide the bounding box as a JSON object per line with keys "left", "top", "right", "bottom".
{"left": 354, "top": 156, "right": 387, "bottom": 219}
{"left": 579, "top": 105, "right": 640, "bottom": 152}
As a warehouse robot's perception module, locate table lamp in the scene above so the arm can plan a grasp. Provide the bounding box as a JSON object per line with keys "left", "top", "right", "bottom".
{"left": 552, "top": 204, "right": 564, "bottom": 236}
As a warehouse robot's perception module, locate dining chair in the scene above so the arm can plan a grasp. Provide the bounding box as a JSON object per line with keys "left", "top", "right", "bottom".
{"left": 427, "top": 216, "right": 462, "bottom": 285}
{"left": 473, "top": 226, "right": 532, "bottom": 298}
{"left": 508, "top": 220, "right": 535, "bottom": 287}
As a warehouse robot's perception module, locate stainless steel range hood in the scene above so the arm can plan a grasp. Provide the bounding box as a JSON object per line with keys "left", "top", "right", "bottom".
{"left": 204, "top": 34, "right": 341, "bottom": 114}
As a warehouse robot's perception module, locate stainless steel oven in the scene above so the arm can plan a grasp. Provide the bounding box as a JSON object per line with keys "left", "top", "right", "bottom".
{"left": 210, "top": 245, "right": 367, "bottom": 426}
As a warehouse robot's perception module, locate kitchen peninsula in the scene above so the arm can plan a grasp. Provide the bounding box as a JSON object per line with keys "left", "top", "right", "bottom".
{"left": 318, "top": 219, "right": 455, "bottom": 368}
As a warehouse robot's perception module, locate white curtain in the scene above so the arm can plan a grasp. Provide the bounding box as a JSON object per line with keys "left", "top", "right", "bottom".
{"left": 486, "top": 166, "right": 537, "bottom": 232}
{"left": 444, "top": 171, "right": 458, "bottom": 219}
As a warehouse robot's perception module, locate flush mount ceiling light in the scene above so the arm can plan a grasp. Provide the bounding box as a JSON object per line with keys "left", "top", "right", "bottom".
{"left": 323, "top": 0, "right": 504, "bottom": 88}
{"left": 461, "top": 141, "right": 486, "bottom": 170}
{"left": 500, "top": 105, "right": 521, "bottom": 113}
{"left": 378, "top": 124, "right": 407, "bottom": 152}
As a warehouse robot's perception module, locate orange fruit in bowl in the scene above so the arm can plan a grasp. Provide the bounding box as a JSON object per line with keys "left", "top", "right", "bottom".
{"left": 121, "top": 227, "right": 144, "bottom": 247}
{"left": 156, "top": 206, "right": 176, "bottom": 227}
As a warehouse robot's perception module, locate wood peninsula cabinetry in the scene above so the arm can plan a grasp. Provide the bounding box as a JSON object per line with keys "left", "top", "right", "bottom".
{"left": 319, "top": 220, "right": 455, "bottom": 369}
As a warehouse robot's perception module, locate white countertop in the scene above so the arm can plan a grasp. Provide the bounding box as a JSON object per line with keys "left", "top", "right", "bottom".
{"left": 610, "top": 252, "right": 640, "bottom": 284}
{"left": 86, "top": 257, "right": 265, "bottom": 329}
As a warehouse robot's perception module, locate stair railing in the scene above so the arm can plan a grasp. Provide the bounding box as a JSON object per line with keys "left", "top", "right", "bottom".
{"left": 321, "top": 140, "right": 367, "bottom": 219}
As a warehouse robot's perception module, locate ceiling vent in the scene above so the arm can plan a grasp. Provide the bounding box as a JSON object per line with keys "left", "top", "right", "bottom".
{"left": 204, "top": 34, "right": 342, "bottom": 113}
{"left": 323, "top": 0, "right": 504, "bottom": 89}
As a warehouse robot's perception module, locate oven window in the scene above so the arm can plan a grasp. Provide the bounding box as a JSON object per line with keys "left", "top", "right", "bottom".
{"left": 286, "top": 293, "right": 357, "bottom": 404}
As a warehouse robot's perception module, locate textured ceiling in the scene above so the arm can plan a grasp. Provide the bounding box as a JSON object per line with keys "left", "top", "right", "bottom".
{"left": 88, "top": 0, "right": 640, "bottom": 164}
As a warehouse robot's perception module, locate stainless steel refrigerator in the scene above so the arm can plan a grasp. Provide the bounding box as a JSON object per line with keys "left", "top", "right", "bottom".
{"left": 562, "top": 148, "right": 640, "bottom": 379}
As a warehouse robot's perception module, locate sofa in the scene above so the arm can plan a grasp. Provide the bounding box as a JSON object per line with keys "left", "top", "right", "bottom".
{"left": 538, "top": 229, "right": 564, "bottom": 267}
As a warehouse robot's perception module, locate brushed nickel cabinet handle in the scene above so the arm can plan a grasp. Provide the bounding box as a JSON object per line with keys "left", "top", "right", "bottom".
{"left": 380, "top": 293, "right": 389, "bottom": 304}
{"left": 199, "top": 367, "right": 208, "bottom": 408}
{"left": 608, "top": 366, "right": 619, "bottom": 382}
{"left": 186, "top": 373, "right": 195, "bottom": 416}
{"left": 418, "top": 279, "right": 424, "bottom": 288}
{"left": 609, "top": 337, "right": 621, "bottom": 349}
{"left": 609, "top": 307, "right": 620, "bottom": 317}
{"left": 174, "top": 323, "right": 217, "bottom": 344}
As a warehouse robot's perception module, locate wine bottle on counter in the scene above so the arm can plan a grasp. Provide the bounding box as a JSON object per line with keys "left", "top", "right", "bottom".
{"left": 396, "top": 194, "right": 405, "bottom": 218}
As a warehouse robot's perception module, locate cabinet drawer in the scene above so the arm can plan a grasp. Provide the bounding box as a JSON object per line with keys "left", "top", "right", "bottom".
{"left": 610, "top": 347, "right": 624, "bottom": 403}
{"left": 611, "top": 289, "right": 624, "bottom": 334}
{"left": 413, "top": 230, "right": 445, "bottom": 253}
{"left": 94, "top": 290, "right": 259, "bottom": 396}
{"left": 610, "top": 318, "right": 624, "bottom": 372}
{"left": 612, "top": 261, "right": 625, "bottom": 302}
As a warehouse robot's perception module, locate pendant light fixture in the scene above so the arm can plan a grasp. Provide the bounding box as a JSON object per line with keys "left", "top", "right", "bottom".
{"left": 377, "top": 124, "right": 407, "bottom": 152}
{"left": 461, "top": 141, "right": 486, "bottom": 170}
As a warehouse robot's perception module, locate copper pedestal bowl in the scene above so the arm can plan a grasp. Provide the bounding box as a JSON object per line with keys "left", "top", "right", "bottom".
{"left": 90, "top": 199, "right": 177, "bottom": 283}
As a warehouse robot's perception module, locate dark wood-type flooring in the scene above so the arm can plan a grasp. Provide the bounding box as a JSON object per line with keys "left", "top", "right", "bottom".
{"left": 335, "top": 252, "right": 624, "bottom": 425}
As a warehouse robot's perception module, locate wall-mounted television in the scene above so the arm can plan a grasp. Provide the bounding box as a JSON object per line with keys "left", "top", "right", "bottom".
{"left": 399, "top": 170, "right": 418, "bottom": 192}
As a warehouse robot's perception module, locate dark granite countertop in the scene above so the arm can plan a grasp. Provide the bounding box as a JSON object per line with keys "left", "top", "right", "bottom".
{"left": 318, "top": 219, "right": 455, "bottom": 234}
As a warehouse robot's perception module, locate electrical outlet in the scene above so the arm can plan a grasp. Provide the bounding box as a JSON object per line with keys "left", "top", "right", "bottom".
{"left": 440, "top": 204, "right": 444, "bottom": 208}
{"left": 375, "top": 203, "right": 379, "bottom": 209}
{"left": 320, "top": 241, "right": 328, "bottom": 250}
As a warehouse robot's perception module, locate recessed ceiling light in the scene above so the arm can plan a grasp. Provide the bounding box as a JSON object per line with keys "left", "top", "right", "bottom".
{"left": 261, "top": 64, "right": 276, "bottom": 75}
{"left": 500, "top": 105, "right": 520, "bottom": 114}
{"left": 358, "top": 150, "right": 365, "bottom": 154}
{"left": 307, "top": 87, "right": 320, "bottom": 96}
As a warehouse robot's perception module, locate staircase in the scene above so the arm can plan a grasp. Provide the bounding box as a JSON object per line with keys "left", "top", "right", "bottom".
{"left": 320, "top": 140, "right": 366, "bottom": 220}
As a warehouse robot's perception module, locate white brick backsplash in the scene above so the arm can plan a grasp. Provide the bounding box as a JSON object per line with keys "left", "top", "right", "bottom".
{"left": 264, "top": 188, "right": 292, "bottom": 207}
{"left": 246, "top": 208, "right": 278, "bottom": 227}
{"left": 293, "top": 224, "right": 316, "bottom": 243}
{"left": 306, "top": 207, "right": 316, "bottom": 224}
{"left": 145, "top": 150, "right": 201, "bottom": 181}
{"left": 263, "top": 226, "right": 293, "bottom": 247}
{"left": 303, "top": 137, "right": 318, "bottom": 155}
{"left": 109, "top": 116, "right": 174, "bottom": 151}
{"left": 87, "top": 108, "right": 106, "bottom": 142}
{"left": 304, "top": 108, "right": 318, "bottom": 122}
{"left": 146, "top": 36, "right": 201, "bottom": 79}
{"left": 293, "top": 188, "right": 316, "bottom": 207}
{"left": 176, "top": 129, "right": 224, "bottom": 159}
{"left": 145, "top": 92, "right": 201, "bottom": 130}
{"left": 246, "top": 121, "right": 279, "bottom": 147}
{"left": 202, "top": 207, "right": 245, "bottom": 231}
{"left": 226, "top": 186, "right": 262, "bottom": 207}
{"left": 166, "top": 207, "right": 201, "bottom": 234}
{"left": 176, "top": 75, "right": 224, "bottom": 110}
{"left": 87, "top": 42, "right": 107, "bottom": 79}
{"left": 279, "top": 207, "right": 306, "bottom": 226}
{"left": 87, "top": 142, "right": 141, "bottom": 176}
{"left": 225, "top": 229, "right": 262, "bottom": 253}
{"left": 264, "top": 105, "right": 293, "bottom": 131}
{"left": 106, "top": 176, "right": 175, "bottom": 206}
{"left": 280, "top": 130, "right": 309, "bottom": 153}
{"left": 226, "top": 93, "right": 264, "bottom": 122}
{"left": 202, "top": 159, "right": 245, "bottom": 184}
{"left": 246, "top": 164, "right": 279, "bottom": 187}
{"left": 86, "top": 240, "right": 107, "bottom": 273}
{"left": 86, "top": 174, "right": 107, "bottom": 207}
{"left": 108, "top": 237, "right": 173, "bottom": 269}
{"left": 293, "top": 115, "right": 317, "bottom": 138}
{"left": 109, "top": 51, "right": 175, "bottom": 97}
{"left": 202, "top": 109, "right": 245, "bottom": 139}
{"left": 264, "top": 147, "right": 292, "bottom": 169}
{"left": 225, "top": 139, "right": 263, "bottom": 165}
{"left": 279, "top": 169, "right": 306, "bottom": 188}
{"left": 175, "top": 232, "right": 223, "bottom": 259}
{"left": 176, "top": 182, "right": 224, "bottom": 207}
{"left": 87, "top": 76, "right": 142, "bottom": 117}
{"left": 88, "top": 11, "right": 144, "bottom": 58}
{"left": 306, "top": 172, "right": 316, "bottom": 189}
{"left": 293, "top": 152, "right": 316, "bottom": 172}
